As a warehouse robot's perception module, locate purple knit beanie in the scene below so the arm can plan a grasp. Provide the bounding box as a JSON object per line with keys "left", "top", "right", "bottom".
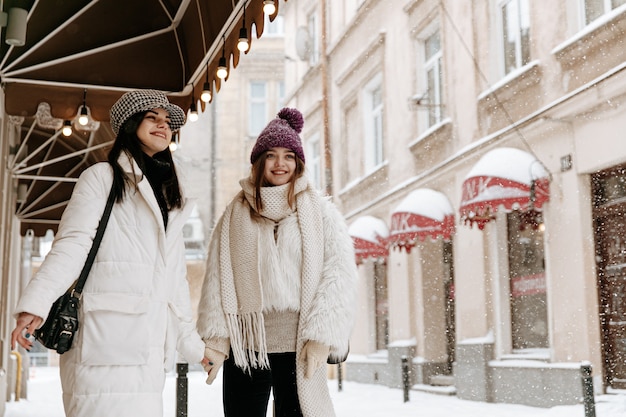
{"left": 250, "top": 107, "right": 305, "bottom": 164}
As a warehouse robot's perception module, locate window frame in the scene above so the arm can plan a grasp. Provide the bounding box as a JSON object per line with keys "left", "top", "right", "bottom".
{"left": 248, "top": 81, "right": 268, "bottom": 137}
{"left": 581, "top": 0, "right": 626, "bottom": 25}
{"left": 277, "top": 81, "right": 285, "bottom": 109}
{"left": 264, "top": 13, "right": 285, "bottom": 36}
{"left": 506, "top": 211, "right": 549, "bottom": 351}
{"left": 374, "top": 262, "right": 389, "bottom": 351}
{"left": 306, "top": 132, "right": 322, "bottom": 190}
{"left": 362, "top": 73, "right": 384, "bottom": 174}
{"left": 308, "top": 11, "right": 320, "bottom": 66}
{"left": 422, "top": 30, "right": 445, "bottom": 128}
{"left": 498, "top": 0, "right": 531, "bottom": 76}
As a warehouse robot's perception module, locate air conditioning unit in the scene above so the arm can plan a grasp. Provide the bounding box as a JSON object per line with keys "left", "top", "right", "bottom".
{"left": 183, "top": 207, "right": 206, "bottom": 259}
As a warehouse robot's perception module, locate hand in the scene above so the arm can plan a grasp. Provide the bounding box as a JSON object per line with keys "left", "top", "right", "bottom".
{"left": 203, "top": 347, "right": 226, "bottom": 385}
{"left": 11, "top": 312, "right": 43, "bottom": 351}
{"left": 301, "top": 340, "right": 329, "bottom": 379}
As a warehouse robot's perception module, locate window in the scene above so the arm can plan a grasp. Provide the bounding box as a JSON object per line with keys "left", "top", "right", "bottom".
{"left": 342, "top": 103, "right": 361, "bottom": 186}
{"left": 423, "top": 31, "right": 445, "bottom": 127}
{"left": 363, "top": 75, "right": 384, "bottom": 173}
{"left": 443, "top": 241, "right": 455, "bottom": 373}
{"left": 500, "top": 0, "right": 530, "bottom": 75}
{"left": 306, "top": 133, "right": 322, "bottom": 190}
{"left": 507, "top": 211, "right": 548, "bottom": 350}
{"left": 264, "top": 13, "right": 284, "bottom": 36}
{"left": 249, "top": 81, "right": 267, "bottom": 136}
{"left": 374, "top": 262, "right": 389, "bottom": 350}
{"left": 583, "top": 0, "right": 626, "bottom": 24}
{"left": 308, "top": 12, "right": 319, "bottom": 66}
{"left": 277, "top": 81, "right": 285, "bottom": 109}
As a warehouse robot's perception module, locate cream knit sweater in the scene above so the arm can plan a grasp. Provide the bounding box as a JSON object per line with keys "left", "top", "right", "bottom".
{"left": 197, "top": 176, "right": 358, "bottom": 417}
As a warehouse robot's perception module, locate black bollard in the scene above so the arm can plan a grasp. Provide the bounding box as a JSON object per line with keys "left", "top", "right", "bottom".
{"left": 176, "top": 363, "right": 188, "bottom": 417}
{"left": 337, "top": 363, "right": 343, "bottom": 392}
{"left": 580, "top": 362, "right": 596, "bottom": 417}
{"left": 401, "top": 355, "right": 410, "bottom": 403}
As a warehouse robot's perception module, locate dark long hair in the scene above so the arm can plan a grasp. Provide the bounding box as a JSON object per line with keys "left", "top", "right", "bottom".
{"left": 249, "top": 151, "right": 305, "bottom": 212}
{"left": 107, "top": 111, "right": 182, "bottom": 209}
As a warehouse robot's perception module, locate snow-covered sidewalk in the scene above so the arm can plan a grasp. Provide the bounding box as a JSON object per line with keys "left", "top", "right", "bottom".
{"left": 5, "top": 366, "right": 626, "bottom": 417}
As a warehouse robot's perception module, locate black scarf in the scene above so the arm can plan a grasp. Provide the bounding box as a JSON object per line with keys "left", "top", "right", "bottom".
{"left": 142, "top": 153, "right": 171, "bottom": 229}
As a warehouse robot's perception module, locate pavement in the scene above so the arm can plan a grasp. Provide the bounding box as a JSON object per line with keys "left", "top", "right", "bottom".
{"left": 5, "top": 366, "right": 626, "bottom": 417}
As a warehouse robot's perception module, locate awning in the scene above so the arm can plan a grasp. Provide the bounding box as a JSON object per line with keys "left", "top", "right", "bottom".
{"left": 459, "top": 147, "right": 550, "bottom": 229}
{"left": 348, "top": 216, "right": 389, "bottom": 264}
{"left": 2, "top": 0, "right": 284, "bottom": 119}
{"left": 389, "top": 188, "right": 455, "bottom": 252}
{"left": 4, "top": 0, "right": 287, "bottom": 236}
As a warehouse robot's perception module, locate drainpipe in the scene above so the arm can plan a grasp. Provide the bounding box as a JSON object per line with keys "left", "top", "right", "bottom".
{"left": 209, "top": 98, "right": 217, "bottom": 228}
{"left": 11, "top": 351, "right": 21, "bottom": 401}
{"left": 320, "top": 0, "right": 332, "bottom": 197}
{"left": 1, "top": 116, "right": 21, "bottom": 406}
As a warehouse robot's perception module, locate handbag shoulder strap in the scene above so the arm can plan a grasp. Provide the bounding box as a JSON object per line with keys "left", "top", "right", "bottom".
{"left": 73, "top": 185, "right": 116, "bottom": 295}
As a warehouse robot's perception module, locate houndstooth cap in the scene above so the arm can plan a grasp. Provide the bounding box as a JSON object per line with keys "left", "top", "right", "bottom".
{"left": 109, "top": 89, "right": 186, "bottom": 135}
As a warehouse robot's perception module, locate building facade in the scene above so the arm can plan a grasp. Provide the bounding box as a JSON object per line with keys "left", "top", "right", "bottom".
{"left": 283, "top": 0, "right": 626, "bottom": 407}
{"left": 174, "top": 12, "right": 287, "bottom": 327}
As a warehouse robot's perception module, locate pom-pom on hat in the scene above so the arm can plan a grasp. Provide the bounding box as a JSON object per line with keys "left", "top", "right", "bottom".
{"left": 110, "top": 89, "right": 186, "bottom": 135}
{"left": 250, "top": 107, "right": 305, "bottom": 164}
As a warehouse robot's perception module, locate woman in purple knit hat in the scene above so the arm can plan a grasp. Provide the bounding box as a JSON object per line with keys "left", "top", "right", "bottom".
{"left": 197, "top": 108, "right": 358, "bottom": 417}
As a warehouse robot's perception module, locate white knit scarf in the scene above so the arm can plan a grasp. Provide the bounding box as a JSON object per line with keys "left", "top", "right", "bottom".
{"left": 219, "top": 175, "right": 323, "bottom": 372}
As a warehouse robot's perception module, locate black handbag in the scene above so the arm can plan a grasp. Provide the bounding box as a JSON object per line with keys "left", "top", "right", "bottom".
{"left": 35, "top": 186, "right": 115, "bottom": 354}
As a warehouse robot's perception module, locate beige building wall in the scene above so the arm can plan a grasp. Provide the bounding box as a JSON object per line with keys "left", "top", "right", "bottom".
{"left": 283, "top": 0, "right": 626, "bottom": 407}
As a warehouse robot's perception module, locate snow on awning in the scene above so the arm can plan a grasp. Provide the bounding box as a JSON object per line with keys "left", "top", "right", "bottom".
{"left": 348, "top": 216, "right": 389, "bottom": 264}
{"left": 389, "top": 188, "right": 455, "bottom": 252}
{"left": 459, "top": 147, "right": 550, "bottom": 230}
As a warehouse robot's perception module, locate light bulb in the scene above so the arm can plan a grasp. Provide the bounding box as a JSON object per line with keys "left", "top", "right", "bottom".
{"left": 217, "top": 66, "right": 228, "bottom": 80}
{"left": 188, "top": 102, "right": 199, "bottom": 122}
{"left": 216, "top": 66, "right": 228, "bottom": 79}
{"left": 263, "top": 0, "right": 276, "bottom": 15}
{"left": 78, "top": 106, "right": 89, "bottom": 126}
{"left": 201, "top": 90, "right": 212, "bottom": 103}
{"left": 217, "top": 56, "right": 228, "bottom": 79}
{"left": 62, "top": 121, "right": 72, "bottom": 137}
{"left": 238, "top": 38, "right": 249, "bottom": 52}
{"left": 237, "top": 27, "right": 249, "bottom": 52}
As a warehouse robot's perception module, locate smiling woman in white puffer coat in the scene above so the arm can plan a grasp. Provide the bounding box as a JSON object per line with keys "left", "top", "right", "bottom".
{"left": 10, "top": 90, "right": 209, "bottom": 417}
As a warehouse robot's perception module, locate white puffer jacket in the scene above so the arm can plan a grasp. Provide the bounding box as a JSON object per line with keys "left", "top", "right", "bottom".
{"left": 14, "top": 154, "right": 204, "bottom": 417}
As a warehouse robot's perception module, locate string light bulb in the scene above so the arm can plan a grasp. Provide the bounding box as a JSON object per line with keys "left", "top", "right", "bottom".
{"left": 201, "top": 83, "right": 212, "bottom": 102}
{"left": 263, "top": 0, "right": 276, "bottom": 15}
{"left": 188, "top": 100, "right": 199, "bottom": 122}
{"left": 62, "top": 120, "right": 73, "bottom": 137}
{"left": 78, "top": 106, "right": 89, "bottom": 126}
{"left": 238, "top": 3, "right": 249, "bottom": 52}
{"left": 217, "top": 56, "right": 228, "bottom": 79}
{"left": 217, "top": 36, "right": 228, "bottom": 79}
{"left": 237, "top": 26, "right": 249, "bottom": 52}
{"left": 169, "top": 137, "right": 179, "bottom": 152}
{"left": 201, "top": 63, "right": 212, "bottom": 102}
{"left": 78, "top": 89, "right": 89, "bottom": 126}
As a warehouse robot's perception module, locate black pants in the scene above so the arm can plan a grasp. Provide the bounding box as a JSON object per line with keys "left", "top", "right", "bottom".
{"left": 222, "top": 351, "right": 303, "bottom": 417}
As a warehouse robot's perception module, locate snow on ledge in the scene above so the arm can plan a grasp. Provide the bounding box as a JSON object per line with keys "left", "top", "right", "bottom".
{"left": 388, "top": 338, "right": 417, "bottom": 348}
{"left": 458, "top": 330, "right": 495, "bottom": 345}
{"left": 489, "top": 360, "right": 582, "bottom": 370}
